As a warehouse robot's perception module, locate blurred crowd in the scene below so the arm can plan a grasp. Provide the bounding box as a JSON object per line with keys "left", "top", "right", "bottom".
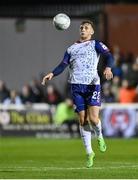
{"left": 0, "top": 79, "right": 63, "bottom": 105}
{"left": 101, "top": 46, "right": 138, "bottom": 103}
{"left": 0, "top": 46, "right": 138, "bottom": 106}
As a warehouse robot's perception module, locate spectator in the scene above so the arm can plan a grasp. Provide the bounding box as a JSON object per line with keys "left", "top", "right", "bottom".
{"left": 111, "top": 76, "right": 121, "bottom": 102}
{"left": 102, "top": 86, "right": 115, "bottom": 103}
{"left": 119, "top": 79, "right": 138, "bottom": 103}
{"left": 45, "top": 84, "right": 62, "bottom": 105}
{"left": 112, "top": 59, "right": 123, "bottom": 78}
{"left": 30, "top": 77, "right": 44, "bottom": 102}
{"left": 0, "top": 80, "right": 10, "bottom": 103}
{"left": 112, "top": 45, "right": 120, "bottom": 62}
{"left": 20, "top": 84, "right": 36, "bottom": 104}
{"left": 136, "top": 85, "right": 138, "bottom": 99}
{"left": 124, "top": 61, "right": 138, "bottom": 87}
{"left": 53, "top": 98, "right": 79, "bottom": 137}
{"left": 121, "top": 52, "right": 134, "bottom": 78}
{"left": 3, "top": 90, "right": 22, "bottom": 105}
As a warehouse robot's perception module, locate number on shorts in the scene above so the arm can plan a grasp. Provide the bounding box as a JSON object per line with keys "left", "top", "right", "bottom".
{"left": 92, "top": 91, "right": 100, "bottom": 100}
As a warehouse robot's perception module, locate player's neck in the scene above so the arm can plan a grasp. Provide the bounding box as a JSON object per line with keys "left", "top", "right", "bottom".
{"left": 79, "top": 37, "right": 92, "bottom": 42}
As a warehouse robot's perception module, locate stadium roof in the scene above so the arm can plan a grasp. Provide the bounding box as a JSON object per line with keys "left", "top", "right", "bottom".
{"left": 0, "top": 0, "right": 136, "bottom": 18}
{"left": 0, "top": 0, "right": 137, "bottom": 5}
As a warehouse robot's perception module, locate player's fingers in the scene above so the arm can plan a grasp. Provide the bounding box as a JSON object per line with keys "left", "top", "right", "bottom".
{"left": 109, "top": 72, "right": 113, "bottom": 79}
{"left": 41, "top": 73, "right": 53, "bottom": 85}
{"left": 41, "top": 80, "right": 46, "bottom": 85}
{"left": 106, "top": 73, "right": 113, "bottom": 80}
{"left": 49, "top": 73, "right": 54, "bottom": 80}
{"left": 49, "top": 76, "right": 52, "bottom": 80}
{"left": 41, "top": 77, "right": 48, "bottom": 85}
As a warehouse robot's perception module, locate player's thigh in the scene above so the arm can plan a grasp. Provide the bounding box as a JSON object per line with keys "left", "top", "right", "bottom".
{"left": 88, "top": 105, "right": 100, "bottom": 124}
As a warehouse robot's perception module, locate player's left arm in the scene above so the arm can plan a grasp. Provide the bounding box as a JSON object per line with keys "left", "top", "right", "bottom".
{"left": 95, "top": 41, "right": 114, "bottom": 80}
{"left": 42, "top": 51, "right": 70, "bottom": 85}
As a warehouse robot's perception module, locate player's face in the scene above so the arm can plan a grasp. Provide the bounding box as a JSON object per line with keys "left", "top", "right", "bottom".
{"left": 79, "top": 23, "right": 94, "bottom": 40}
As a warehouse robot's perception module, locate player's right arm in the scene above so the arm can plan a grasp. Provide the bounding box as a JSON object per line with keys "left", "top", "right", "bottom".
{"left": 41, "top": 51, "right": 70, "bottom": 85}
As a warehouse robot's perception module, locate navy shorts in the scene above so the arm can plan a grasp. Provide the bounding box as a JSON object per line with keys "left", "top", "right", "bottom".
{"left": 70, "top": 84, "right": 101, "bottom": 113}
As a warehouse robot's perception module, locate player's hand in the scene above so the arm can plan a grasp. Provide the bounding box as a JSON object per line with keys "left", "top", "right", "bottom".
{"left": 103, "top": 67, "right": 113, "bottom": 80}
{"left": 41, "top": 73, "right": 54, "bottom": 85}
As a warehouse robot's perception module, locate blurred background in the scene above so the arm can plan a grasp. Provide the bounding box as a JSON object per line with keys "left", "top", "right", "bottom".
{"left": 0, "top": 0, "right": 138, "bottom": 138}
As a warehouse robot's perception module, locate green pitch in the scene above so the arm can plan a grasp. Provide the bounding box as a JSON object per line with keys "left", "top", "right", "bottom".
{"left": 0, "top": 137, "right": 138, "bottom": 179}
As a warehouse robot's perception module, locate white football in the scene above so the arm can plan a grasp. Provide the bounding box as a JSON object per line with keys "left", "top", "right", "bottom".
{"left": 53, "top": 13, "right": 71, "bottom": 30}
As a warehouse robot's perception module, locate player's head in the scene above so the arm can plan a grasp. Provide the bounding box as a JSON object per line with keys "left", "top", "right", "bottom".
{"left": 79, "top": 20, "right": 94, "bottom": 40}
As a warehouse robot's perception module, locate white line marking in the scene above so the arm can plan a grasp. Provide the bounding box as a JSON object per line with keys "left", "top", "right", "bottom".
{"left": 0, "top": 164, "right": 138, "bottom": 171}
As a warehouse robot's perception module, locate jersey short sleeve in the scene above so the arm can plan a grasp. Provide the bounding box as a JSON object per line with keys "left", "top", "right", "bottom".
{"left": 95, "top": 40, "right": 110, "bottom": 55}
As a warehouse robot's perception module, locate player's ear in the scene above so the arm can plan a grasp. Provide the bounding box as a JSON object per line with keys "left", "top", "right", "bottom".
{"left": 91, "top": 28, "right": 94, "bottom": 35}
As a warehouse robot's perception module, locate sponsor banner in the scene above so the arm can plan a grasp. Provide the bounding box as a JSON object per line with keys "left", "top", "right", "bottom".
{"left": 102, "top": 104, "right": 138, "bottom": 137}
{"left": 0, "top": 104, "right": 79, "bottom": 137}
{"left": 0, "top": 104, "right": 53, "bottom": 136}
{"left": 0, "top": 103, "right": 138, "bottom": 137}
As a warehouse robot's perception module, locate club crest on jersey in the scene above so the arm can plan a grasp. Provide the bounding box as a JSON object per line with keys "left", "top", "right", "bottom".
{"left": 99, "top": 42, "right": 109, "bottom": 51}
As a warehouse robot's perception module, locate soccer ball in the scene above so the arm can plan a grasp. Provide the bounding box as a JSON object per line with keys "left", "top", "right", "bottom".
{"left": 53, "top": 13, "right": 71, "bottom": 30}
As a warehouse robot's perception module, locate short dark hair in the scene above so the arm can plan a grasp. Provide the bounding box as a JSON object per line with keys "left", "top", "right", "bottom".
{"left": 80, "top": 20, "right": 94, "bottom": 29}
